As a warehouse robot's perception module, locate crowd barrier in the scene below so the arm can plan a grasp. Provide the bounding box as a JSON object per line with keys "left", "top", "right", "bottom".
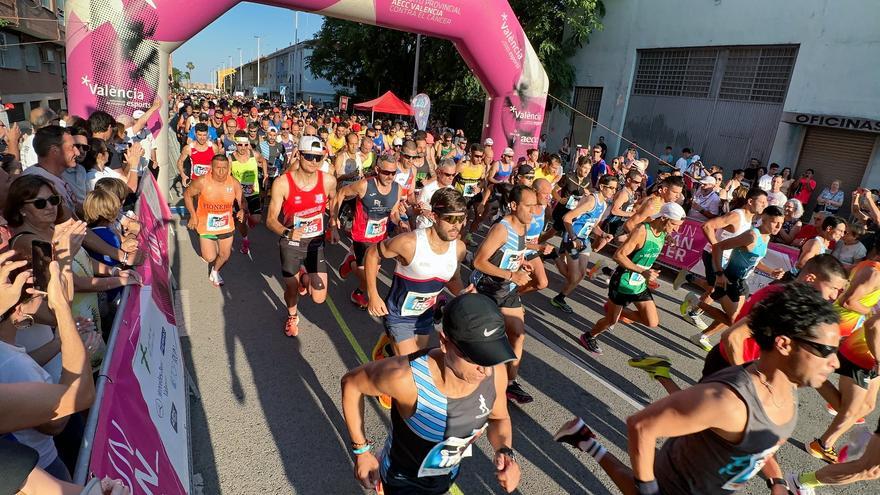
{"left": 655, "top": 218, "right": 799, "bottom": 293}
{"left": 74, "top": 174, "right": 191, "bottom": 494}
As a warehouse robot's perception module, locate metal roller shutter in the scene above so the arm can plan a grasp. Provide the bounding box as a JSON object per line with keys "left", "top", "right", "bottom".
{"left": 796, "top": 127, "right": 877, "bottom": 217}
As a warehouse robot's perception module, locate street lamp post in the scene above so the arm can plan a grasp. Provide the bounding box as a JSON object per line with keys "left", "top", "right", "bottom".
{"left": 255, "top": 36, "right": 262, "bottom": 89}
{"left": 411, "top": 33, "right": 421, "bottom": 99}
{"left": 238, "top": 48, "right": 243, "bottom": 88}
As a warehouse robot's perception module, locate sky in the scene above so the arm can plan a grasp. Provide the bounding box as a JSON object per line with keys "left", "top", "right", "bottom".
{"left": 172, "top": 5, "right": 323, "bottom": 83}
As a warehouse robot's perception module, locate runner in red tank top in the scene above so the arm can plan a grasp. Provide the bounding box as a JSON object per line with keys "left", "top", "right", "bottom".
{"left": 266, "top": 136, "right": 338, "bottom": 337}
{"left": 176, "top": 123, "right": 220, "bottom": 187}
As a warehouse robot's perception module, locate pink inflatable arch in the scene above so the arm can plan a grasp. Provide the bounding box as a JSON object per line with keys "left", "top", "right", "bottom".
{"left": 65, "top": 0, "right": 548, "bottom": 185}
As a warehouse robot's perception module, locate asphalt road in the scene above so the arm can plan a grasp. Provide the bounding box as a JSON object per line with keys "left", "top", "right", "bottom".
{"left": 167, "top": 208, "right": 878, "bottom": 494}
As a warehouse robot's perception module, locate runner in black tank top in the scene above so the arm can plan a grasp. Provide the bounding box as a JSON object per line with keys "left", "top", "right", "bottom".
{"left": 341, "top": 294, "right": 521, "bottom": 494}
{"left": 555, "top": 284, "right": 841, "bottom": 495}
{"left": 544, "top": 156, "right": 591, "bottom": 243}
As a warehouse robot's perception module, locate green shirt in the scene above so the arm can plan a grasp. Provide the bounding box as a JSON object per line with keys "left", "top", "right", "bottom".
{"left": 618, "top": 223, "right": 666, "bottom": 294}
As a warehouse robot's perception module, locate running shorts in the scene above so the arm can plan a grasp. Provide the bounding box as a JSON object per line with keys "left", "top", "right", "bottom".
{"left": 477, "top": 288, "right": 522, "bottom": 309}
{"left": 560, "top": 233, "right": 591, "bottom": 257}
{"left": 608, "top": 267, "right": 653, "bottom": 307}
{"left": 278, "top": 236, "right": 326, "bottom": 277}
{"left": 551, "top": 203, "right": 569, "bottom": 233}
{"left": 381, "top": 463, "right": 456, "bottom": 495}
{"left": 353, "top": 240, "right": 377, "bottom": 267}
{"left": 200, "top": 232, "right": 233, "bottom": 240}
{"left": 710, "top": 276, "right": 749, "bottom": 302}
{"left": 384, "top": 318, "right": 434, "bottom": 344}
{"left": 701, "top": 344, "right": 737, "bottom": 380}
{"left": 836, "top": 352, "right": 879, "bottom": 390}
{"left": 245, "top": 195, "right": 262, "bottom": 215}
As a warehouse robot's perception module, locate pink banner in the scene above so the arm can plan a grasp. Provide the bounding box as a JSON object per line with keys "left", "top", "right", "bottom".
{"left": 658, "top": 218, "right": 709, "bottom": 271}
{"left": 87, "top": 175, "right": 189, "bottom": 493}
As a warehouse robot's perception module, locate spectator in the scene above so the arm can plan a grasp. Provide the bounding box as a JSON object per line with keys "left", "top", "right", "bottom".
{"left": 779, "top": 166, "right": 794, "bottom": 195}
{"left": 558, "top": 137, "right": 571, "bottom": 170}
{"left": 20, "top": 125, "right": 80, "bottom": 216}
{"left": 62, "top": 126, "right": 91, "bottom": 207}
{"left": 743, "top": 157, "right": 761, "bottom": 183}
{"left": 793, "top": 211, "right": 827, "bottom": 248}
{"left": 718, "top": 169, "right": 744, "bottom": 213}
{"left": 757, "top": 163, "right": 779, "bottom": 191}
{"left": 588, "top": 145, "right": 609, "bottom": 188}
{"left": 595, "top": 135, "right": 607, "bottom": 158}
{"left": 790, "top": 168, "right": 817, "bottom": 206}
{"left": 538, "top": 133, "right": 547, "bottom": 153}
{"left": 767, "top": 175, "right": 788, "bottom": 207}
{"left": 658, "top": 145, "right": 674, "bottom": 167}
{"left": 19, "top": 107, "right": 57, "bottom": 169}
{"left": 815, "top": 179, "right": 845, "bottom": 214}
{"left": 728, "top": 185, "right": 750, "bottom": 210}
{"left": 674, "top": 147, "right": 693, "bottom": 174}
{"left": 83, "top": 137, "right": 126, "bottom": 191}
{"left": 689, "top": 176, "right": 721, "bottom": 221}
{"left": 833, "top": 223, "right": 867, "bottom": 269}
{"left": 772, "top": 198, "right": 804, "bottom": 245}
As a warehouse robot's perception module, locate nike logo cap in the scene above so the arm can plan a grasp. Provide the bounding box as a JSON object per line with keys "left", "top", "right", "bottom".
{"left": 442, "top": 293, "right": 516, "bottom": 367}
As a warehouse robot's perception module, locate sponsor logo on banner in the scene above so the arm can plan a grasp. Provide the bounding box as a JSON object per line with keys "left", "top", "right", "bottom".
{"left": 79, "top": 76, "right": 149, "bottom": 109}
{"left": 498, "top": 12, "right": 523, "bottom": 68}
{"left": 658, "top": 219, "right": 709, "bottom": 269}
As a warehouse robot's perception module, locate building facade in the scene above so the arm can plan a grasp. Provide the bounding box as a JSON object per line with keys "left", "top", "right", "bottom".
{"left": 544, "top": 0, "right": 880, "bottom": 210}
{"left": 0, "top": 0, "right": 66, "bottom": 124}
{"left": 225, "top": 40, "right": 348, "bottom": 104}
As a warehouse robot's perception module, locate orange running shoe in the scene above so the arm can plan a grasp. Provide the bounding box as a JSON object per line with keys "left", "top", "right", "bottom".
{"left": 284, "top": 313, "right": 300, "bottom": 337}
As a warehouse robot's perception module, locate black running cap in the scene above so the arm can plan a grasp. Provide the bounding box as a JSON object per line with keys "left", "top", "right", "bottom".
{"left": 442, "top": 293, "right": 516, "bottom": 367}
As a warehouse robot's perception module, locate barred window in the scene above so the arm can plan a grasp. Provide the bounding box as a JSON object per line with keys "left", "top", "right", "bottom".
{"left": 719, "top": 46, "right": 796, "bottom": 103}
{"left": 633, "top": 48, "right": 717, "bottom": 98}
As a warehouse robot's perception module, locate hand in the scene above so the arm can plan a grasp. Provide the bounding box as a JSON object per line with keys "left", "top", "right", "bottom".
{"left": 603, "top": 233, "right": 614, "bottom": 243}
{"left": 120, "top": 216, "right": 142, "bottom": 237}
{"left": 643, "top": 268, "right": 660, "bottom": 282}
{"left": 52, "top": 219, "right": 87, "bottom": 263}
{"left": 125, "top": 141, "right": 144, "bottom": 164}
{"left": 715, "top": 272, "right": 728, "bottom": 290}
{"left": 121, "top": 237, "right": 139, "bottom": 253}
{"left": 510, "top": 269, "right": 531, "bottom": 286}
{"left": 327, "top": 226, "right": 340, "bottom": 244}
{"left": 353, "top": 451, "right": 380, "bottom": 490}
{"left": 494, "top": 451, "right": 521, "bottom": 493}
{"left": 186, "top": 216, "right": 198, "bottom": 230}
{"left": 236, "top": 209, "right": 245, "bottom": 223}
{"left": 541, "top": 244, "right": 554, "bottom": 255}
{"left": 5, "top": 122, "right": 21, "bottom": 146}
{"left": 572, "top": 238, "right": 584, "bottom": 251}
{"left": 397, "top": 221, "right": 411, "bottom": 233}
{"left": 74, "top": 316, "right": 96, "bottom": 334}
{"left": 367, "top": 295, "right": 388, "bottom": 318}
{"left": 616, "top": 233, "right": 629, "bottom": 244}
{"left": 119, "top": 270, "right": 142, "bottom": 286}
{"left": 100, "top": 477, "right": 131, "bottom": 495}
{"left": 46, "top": 261, "right": 70, "bottom": 313}
{"left": 458, "top": 283, "right": 477, "bottom": 295}
{"left": 182, "top": 176, "right": 191, "bottom": 188}
{"left": 0, "top": 251, "right": 30, "bottom": 315}
{"left": 771, "top": 268, "right": 786, "bottom": 280}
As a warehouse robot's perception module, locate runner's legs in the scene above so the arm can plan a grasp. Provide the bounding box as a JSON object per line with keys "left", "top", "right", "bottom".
{"left": 501, "top": 307, "right": 526, "bottom": 380}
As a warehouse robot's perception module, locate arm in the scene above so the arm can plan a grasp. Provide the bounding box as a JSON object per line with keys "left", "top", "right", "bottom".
{"left": 812, "top": 432, "right": 880, "bottom": 486}
{"left": 176, "top": 145, "right": 191, "bottom": 182}
{"left": 839, "top": 267, "right": 880, "bottom": 315}
{"left": 622, "top": 198, "right": 654, "bottom": 235}
{"left": 444, "top": 241, "right": 468, "bottom": 294}
{"left": 130, "top": 99, "right": 161, "bottom": 135}
{"left": 487, "top": 365, "right": 521, "bottom": 493}
{"left": 610, "top": 190, "right": 634, "bottom": 218}
{"left": 776, "top": 221, "right": 800, "bottom": 244}
{"left": 473, "top": 223, "right": 528, "bottom": 286}
{"left": 330, "top": 180, "right": 365, "bottom": 221}
{"left": 183, "top": 178, "right": 203, "bottom": 230}
{"left": 365, "top": 234, "right": 415, "bottom": 316}
{"left": 702, "top": 210, "right": 739, "bottom": 246}
{"left": 612, "top": 226, "right": 650, "bottom": 274}
{"left": 562, "top": 195, "right": 597, "bottom": 244}
{"left": 265, "top": 177, "right": 289, "bottom": 236}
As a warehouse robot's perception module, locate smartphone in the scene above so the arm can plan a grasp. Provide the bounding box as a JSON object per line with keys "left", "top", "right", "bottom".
{"left": 31, "top": 240, "right": 53, "bottom": 293}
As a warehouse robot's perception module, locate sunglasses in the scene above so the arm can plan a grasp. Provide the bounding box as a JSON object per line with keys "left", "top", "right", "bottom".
{"left": 236, "top": 142, "right": 250, "bottom": 147}
{"left": 792, "top": 336, "right": 838, "bottom": 358}
{"left": 74, "top": 144, "right": 91, "bottom": 153}
{"left": 25, "top": 195, "right": 61, "bottom": 209}
{"left": 439, "top": 171, "right": 456, "bottom": 178}
{"left": 377, "top": 169, "right": 397, "bottom": 176}
{"left": 402, "top": 154, "right": 420, "bottom": 159}
{"left": 472, "top": 154, "right": 484, "bottom": 158}
{"left": 301, "top": 153, "right": 323, "bottom": 162}
{"left": 282, "top": 127, "right": 290, "bottom": 130}
{"left": 437, "top": 213, "right": 466, "bottom": 225}
{"left": 522, "top": 175, "right": 535, "bottom": 180}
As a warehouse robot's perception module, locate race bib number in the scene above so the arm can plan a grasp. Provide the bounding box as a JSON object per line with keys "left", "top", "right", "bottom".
{"left": 293, "top": 213, "right": 324, "bottom": 238}
{"left": 206, "top": 212, "right": 231, "bottom": 232}
{"left": 499, "top": 249, "right": 525, "bottom": 272}
{"left": 566, "top": 195, "right": 581, "bottom": 209}
{"left": 365, "top": 217, "right": 388, "bottom": 238}
{"left": 462, "top": 182, "right": 478, "bottom": 198}
{"left": 628, "top": 264, "right": 650, "bottom": 285}
{"left": 241, "top": 184, "right": 255, "bottom": 196}
{"left": 525, "top": 235, "right": 538, "bottom": 246}
{"left": 401, "top": 290, "right": 441, "bottom": 317}
{"left": 192, "top": 164, "right": 211, "bottom": 177}
{"left": 417, "top": 426, "right": 486, "bottom": 478}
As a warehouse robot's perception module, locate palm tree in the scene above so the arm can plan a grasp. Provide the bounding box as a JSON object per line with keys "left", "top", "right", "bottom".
{"left": 185, "top": 61, "right": 195, "bottom": 82}
{"left": 171, "top": 67, "right": 183, "bottom": 89}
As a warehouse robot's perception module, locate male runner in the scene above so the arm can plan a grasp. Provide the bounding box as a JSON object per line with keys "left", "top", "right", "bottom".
{"left": 341, "top": 294, "right": 520, "bottom": 495}
{"left": 619, "top": 175, "right": 684, "bottom": 242}
{"left": 479, "top": 147, "right": 515, "bottom": 218}
{"left": 810, "top": 258, "right": 880, "bottom": 463}
{"left": 335, "top": 154, "right": 405, "bottom": 308}
{"left": 685, "top": 206, "right": 787, "bottom": 351}
{"left": 578, "top": 203, "right": 685, "bottom": 355}
{"left": 790, "top": 215, "right": 846, "bottom": 279}
{"left": 393, "top": 140, "right": 420, "bottom": 226}
{"left": 265, "top": 136, "right": 338, "bottom": 337}
{"left": 550, "top": 174, "right": 618, "bottom": 314}
{"left": 228, "top": 131, "right": 268, "bottom": 255}
{"left": 518, "top": 178, "right": 554, "bottom": 296}
{"left": 542, "top": 155, "right": 592, "bottom": 243}
{"left": 176, "top": 123, "right": 219, "bottom": 187}
{"left": 334, "top": 132, "right": 364, "bottom": 187}
{"left": 603, "top": 169, "right": 642, "bottom": 238}
{"left": 455, "top": 144, "right": 488, "bottom": 246}
{"left": 184, "top": 154, "right": 245, "bottom": 287}
{"left": 678, "top": 187, "right": 768, "bottom": 341}
{"left": 558, "top": 283, "right": 841, "bottom": 495}
{"left": 415, "top": 159, "right": 457, "bottom": 229}
{"left": 471, "top": 185, "right": 536, "bottom": 404}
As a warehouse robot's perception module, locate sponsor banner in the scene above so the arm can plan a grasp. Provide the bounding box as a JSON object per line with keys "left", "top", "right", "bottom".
{"left": 412, "top": 93, "right": 431, "bottom": 131}
{"left": 658, "top": 219, "right": 709, "bottom": 272}
{"left": 339, "top": 95, "right": 349, "bottom": 112}
{"left": 87, "top": 175, "right": 189, "bottom": 494}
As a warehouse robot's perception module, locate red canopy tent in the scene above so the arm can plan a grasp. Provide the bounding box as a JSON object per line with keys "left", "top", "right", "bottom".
{"left": 353, "top": 91, "right": 414, "bottom": 121}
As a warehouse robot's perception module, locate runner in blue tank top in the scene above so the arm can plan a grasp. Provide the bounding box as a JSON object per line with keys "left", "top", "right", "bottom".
{"left": 342, "top": 294, "right": 521, "bottom": 495}
{"left": 472, "top": 185, "right": 537, "bottom": 404}
{"left": 517, "top": 178, "right": 554, "bottom": 296}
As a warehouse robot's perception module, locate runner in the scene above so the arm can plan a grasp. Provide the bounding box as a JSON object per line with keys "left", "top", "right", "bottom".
{"left": 265, "top": 136, "right": 338, "bottom": 337}
{"left": 455, "top": 144, "right": 488, "bottom": 246}
{"left": 557, "top": 283, "right": 841, "bottom": 495}
{"left": 602, "top": 169, "right": 642, "bottom": 239}
{"left": 341, "top": 293, "right": 520, "bottom": 495}
{"left": 183, "top": 154, "right": 245, "bottom": 287}
{"left": 176, "top": 123, "right": 219, "bottom": 187}
{"left": 477, "top": 147, "right": 515, "bottom": 228}
{"left": 677, "top": 187, "right": 769, "bottom": 340}
{"left": 471, "top": 184, "right": 536, "bottom": 404}
{"left": 789, "top": 417, "right": 880, "bottom": 493}
{"left": 518, "top": 178, "right": 554, "bottom": 296}
{"left": 790, "top": 215, "right": 846, "bottom": 279}
{"left": 810, "top": 258, "right": 880, "bottom": 463}
{"left": 228, "top": 131, "right": 268, "bottom": 255}
{"left": 415, "top": 159, "right": 457, "bottom": 229}
{"left": 334, "top": 131, "right": 365, "bottom": 187}
{"left": 393, "top": 140, "right": 420, "bottom": 228}
{"left": 542, "top": 155, "right": 591, "bottom": 244}
{"left": 577, "top": 203, "right": 685, "bottom": 355}
{"left": 550, "top": 174, "right": 618, "bottom": 314}
{"left": 619, "top": 175, "right": 684, "bottom": 242}
{"left": 335, "top": 154, "right": 405, "bottom": 308}
{"left": 684, "top": 206, "right": 787, "bottom": 351}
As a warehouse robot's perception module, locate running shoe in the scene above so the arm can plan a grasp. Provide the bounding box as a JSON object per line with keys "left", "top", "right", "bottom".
{"left": 212, "top": 270, "right": 224, "bottom": 287}
{"left": 688, "top": 312, "right": 709, "bottom": 331}
{"left": 284, "top": 313, "right": 299, "bottom": 337}
{"left": 239, "top": 238, "right": 250, "bottom": 255}
{"left": 208, "top": 270, "right": 220, "bottom": 288}
{"left": 338, "top": 253, "right": 356, "bottom": 279}
{"left": 351, "top": 290, "right": 369, "bottom": 309}
{"left": 371, "top": 332, "right": 394, "bottom": 362}
{"left": 628, "top": 355, "right": 672, "bottom": 380}
{"left": 506, "top": 381, "right": 534, "bottom": 404}
{"left": 808, "top": 438, "right": 839, "bottom": 463}
{"left": 672, "top": 268, "right": 689, "bottom": 291}
{"left": 604, "top": 301, "right": 633, "bottom": 324}
{"left": 297, "top": 266, "right": 309, "bottom": 296}
{"left": 377, "top": 394, "right": 392, "bottom": 410}
{"left": 689, "top": 333, "right": 713, "bottom": 352}
{"left": 586, "top": 260, "right": 603, "bottom": 280}
{"left": 551, "top": 296, "right": 573, "bottom": 314}
{"left": 554, "top": 417, "right": 596, "bottom": 450}
{"left": 679, "top": 291, "right": 698, "bottom": 316}
{"left": 578, "top": 333, "right": 603, "bottom": 355}
{"left": 825, "top": 403, "right": 866, "bottom": 424}
{"left": 785, "top": 473, "right": 815, "bottom": 495}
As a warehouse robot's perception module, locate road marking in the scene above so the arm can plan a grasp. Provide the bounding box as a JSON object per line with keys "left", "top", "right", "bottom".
{"left": 326, "top": 294, "right": 369, "bottom": 364}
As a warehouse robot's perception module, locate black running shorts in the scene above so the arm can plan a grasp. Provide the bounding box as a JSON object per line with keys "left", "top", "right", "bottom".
{"left": 278, "top": 236, "right": 326, "bottom": 278}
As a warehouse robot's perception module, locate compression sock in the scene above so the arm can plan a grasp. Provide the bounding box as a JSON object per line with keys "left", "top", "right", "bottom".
{"left": 578, "top": 437, "right": 607, "bottom": 462}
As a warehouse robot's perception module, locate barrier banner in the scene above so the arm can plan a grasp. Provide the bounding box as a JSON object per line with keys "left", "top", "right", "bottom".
{"left": 747, "top": 243, "right": 799, "bottom": 294}
{"left": 658, "top": 219, "right": 709, "bottom": 272}
{"left": 86, "top": 174, "right": 189, "bottom": 494}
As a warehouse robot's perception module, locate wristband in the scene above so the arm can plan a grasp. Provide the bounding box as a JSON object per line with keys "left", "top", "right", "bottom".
{"left": 121, "top": 251, "right": 130, "bottom": 265}
{"left": 352, "top": 442, "right": 373, "bottom": 455}
{"left": 635, "top": 479, "right": 660, "bottom": 495}
{"left": 765, "top": 477, "right": 788, "bottom": 490}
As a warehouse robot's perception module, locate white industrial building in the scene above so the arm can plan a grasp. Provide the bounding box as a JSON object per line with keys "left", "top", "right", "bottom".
{"left": 544, "top": 0, "right": 880, "bottom": 205}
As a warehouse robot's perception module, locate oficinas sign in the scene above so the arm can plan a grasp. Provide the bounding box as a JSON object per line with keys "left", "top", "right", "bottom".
{"left": 782, "top": 112, "right": 880, "bottom": 133}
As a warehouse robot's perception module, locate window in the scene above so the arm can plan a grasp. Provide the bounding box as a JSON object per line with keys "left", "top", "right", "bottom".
{"left": 48, "top": 99, "right": 62, "bottom": 112}
{"left": 633, "top": 48, "right": 717, "bottom": 98}
{"left": 6, "top": 102, "right": 25, "bottom": 124}
{"left": 30, "top": 100, "right": 43, "bottom": 112}
{"left": 42, "top": 47, "right": 56, "bottom": 74}
{"left": 719, "top": 46, "right": 797, "bottom": 103}
{"left": 25, "top": 45, "right": 40, "bottom": 72}
{"left": 41, "top": 0, "right": 52, "bottom": 9}
{"left": 0, "top": 32, "right": 24, "bottom": 70}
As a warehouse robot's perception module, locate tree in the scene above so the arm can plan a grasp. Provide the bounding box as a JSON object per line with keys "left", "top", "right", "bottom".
{"left": 171, "top": 67, "right": 184, "bottom": 89}
{"left": 308, "top": 1, "right": 604, "bottom": 135}
{"left": 185, "top": 61, "right": 195, "bottom": 82}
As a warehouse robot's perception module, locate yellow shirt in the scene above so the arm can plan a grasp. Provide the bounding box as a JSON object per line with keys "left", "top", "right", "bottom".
{"left": 327, "top": 133, "right": 346, "bottom": 155}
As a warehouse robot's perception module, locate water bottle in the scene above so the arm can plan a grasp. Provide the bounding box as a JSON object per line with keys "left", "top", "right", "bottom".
{"left": 838, "top": 424, "right": 873, "bottom": 462}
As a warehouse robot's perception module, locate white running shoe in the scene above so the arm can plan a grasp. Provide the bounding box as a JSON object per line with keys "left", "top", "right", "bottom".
{"left": 689, "top": 333, "right": 713, "bottom": 352}
{"left": 673, "top": 268, "right": 689, "bottom": 291}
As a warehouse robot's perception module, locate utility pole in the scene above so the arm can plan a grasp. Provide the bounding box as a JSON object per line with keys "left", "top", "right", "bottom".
{"left": 238, "top": 48, "right": 243, "bottom": 88}
{"left": 294, "top": 12, "right": 299, "bottom": 102}
{"left": 255, "top": 36, "right": 262, "bottom": 88}
{"left": 411, "top": 34, "right": 421, "bottom": 99}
